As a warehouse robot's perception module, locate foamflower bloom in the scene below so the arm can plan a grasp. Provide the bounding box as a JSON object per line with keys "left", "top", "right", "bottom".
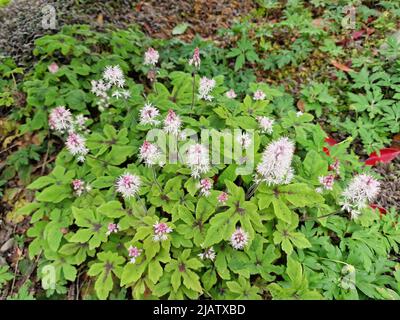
{"left": 65, "top": 132, "right": 89, "bottom": 162}
{"left": 48, "top": 106, "right": 73, "bottom": 133}
{"left": 253, "top": 90, "right": 266, "bottom": 101}
{"left": 198, "top": 247, "right": 216, "bottom": 261}
{"left": 199, "top": 178, "right": 213, "bottom": 197}
{"left": 230, "top": 228, "right": 248, "bottom": 250}
{"left": 217, "top": 192, "right": 229, "bottom": 205}
{"left": 257, "top": 116, "right": 274, "bottom": 134}
{"left": 341, "top": 174, "right": 380, "bottom": 219}
{"left": 153, "top": 221, "right": 173, "bottom": 242}
{"left": 139, "top": 141, "right": 164, "bottom": 166}
{"left": 237, "top": 132, "right": 252, "bottom": 149}
{"left": 189, "top": 47, "right": 201, "bottom": 69}
{"left": 198, "top": 77, "right": 216, "bottom": 101}
{"left": 116, "top": 173, "right": 142, "bottom": 199}
{"left": 144, "top": 47, "right": 159, "bottom": 66}
{"left": 103, "top": 65, "right": 125, "bottom": 87}
{"left": 128, "top": 246, "right": 143, "bottom": 264}
{"left": 106, "top": 223, "right": 119, "bottom": 236}
{"left": 139, "top": 103, "right": 160, "bottom": 126}
{"left": 225, "top": 89, "right": 237, "bottom": 99}
{"left": 256, "top": 137, "right": 295, "bottom": 185}
{"left": 185, "top": 143, "right": 210, "bottom": 178}
{"left": 163, "top": 109, "right": 182, "bottom": 136}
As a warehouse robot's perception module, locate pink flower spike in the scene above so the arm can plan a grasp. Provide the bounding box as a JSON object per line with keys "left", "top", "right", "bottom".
{"left": 217, "top": 192, "right": 228, "bottom": 205}
{"left": 163, "top": 109, "right": 182, "bottom": 136}
{"left": 230, "top": 228, "right": 248, "bottom": 250}
{"left": 153, "top": 221, "right": 173, "bottom": 242}
{"left": 144, "top": 47, "right": 159, "bottom": 66}
{"left": 72, "top": 179, "right": 85, "bottom": 196}
{"left": 189, "top": 47, "right": 201, "bottom": 69}
{"left": 199, "top": 178, "right": 213, "bottom": 197}
{"left": 116, "top": 173, "right": 142, "bottom": 199}
{"left": 106, "top": 223, "right": 119, "bottom": 235}
{"left": 128, "top": 246, "right": 143, "bottom": 264}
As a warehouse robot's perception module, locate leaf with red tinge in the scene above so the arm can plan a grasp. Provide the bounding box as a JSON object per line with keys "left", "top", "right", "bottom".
{"left": 323, "top": 137, "right": 338, "bottom": 156}
{"left": 365, "top": 148, "right": 400, "bottom": 166}
{"left": 370, "top": 204, "right": 387, "bottom": 215}
{"left": 330, "top": 60, "right": 354, "bottom": 73}
{"left": 325, "top": 137, "right": 338, "bottom": 146}
{"left": 352, "top": 30, "right": 365, "bottom": 40}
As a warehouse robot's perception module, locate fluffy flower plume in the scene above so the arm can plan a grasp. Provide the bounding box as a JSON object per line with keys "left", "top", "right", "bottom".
{"left": 103, "top": 65, "right": 125, "bottom": 87}
{"left": 139, "top": 103, "right": 160, "bottom": 126}
{"left": 49, "top": 106, "right": 73, "bottom": 133}
{"left": 198, "top": 247, "right": 216, "bottom": 261}
{"left": 163, "top": 109, "right": 182, "bottom": 136}
{"left": 116, "top": 173, "right": 142, "bottom": 199}
{"left": 185, "top": 143, "right": 210, "bottom": 178}
{"left": 153, "top": 221, "right": 173, "bottom": 242}
{"left": 341, "top": 174, "right": 380, "bottom": 219}
{"left": 144, "top": 47, "right": 159, "bottom": 66}
{"left": 66, "top": 133, "right": 88, "bottom": 162}
{"left": 106, "top": 223, "right": 119, "bottom": 236}
{"left": 225, "top": 89, "right": 237, "bottom": 99}
{"left": 189, "top": 47, "right": 201, "bottom": 69}
{"left": 230, "top": 228, "right": 248, "bottom": 250}
{"left": 256, "top": 137, "right": 295, "bottom": 185}
{"left": 198, "top": 77, "right": 216, "bottom": 101}
{"left": 237, "top": 132, "right": 252, "bottom": 149}
{"left": 199, "top": 178, "right": 213, "bottom": 197}
{"left": 139, "top": 141, "right": 164, "bottom": 166}
{"left": 253, "top": 90, "right": 266, "bottom": 101}
{"left": 128, "top": 246, "right": 142, "bottom": 264}
{"left": 257, "top": 116, "right": 274, "bottom": 134}
{"left": 217, "top": 192, "right": 229, "bottom": 205}
{"left": 91, "top": 79, "right": 111, "bottom": 99}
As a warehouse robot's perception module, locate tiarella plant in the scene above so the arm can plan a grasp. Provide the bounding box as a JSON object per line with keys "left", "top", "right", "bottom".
{"left": 18, "top": 40, "right": 400, "bottom": 301}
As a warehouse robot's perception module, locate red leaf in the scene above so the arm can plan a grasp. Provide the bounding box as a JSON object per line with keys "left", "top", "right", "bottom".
{"left": 370, "top": 204, "right": 387, "bottom": 215}
{"left": 323, "top": 137, "right": 337, "bottom": 156}
{"left": 352, "top": 30, "right": 365, "bottom": 40}
{"left": 325, "top": 137, "right": 338, "bottom": 146}
{"left": 365, "top": 148, "right": 400, "bottom": 166}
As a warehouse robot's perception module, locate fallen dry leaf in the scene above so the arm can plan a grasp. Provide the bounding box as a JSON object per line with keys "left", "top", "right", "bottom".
{"left": 330, "top": 60, "right": 354, "bottom": 73}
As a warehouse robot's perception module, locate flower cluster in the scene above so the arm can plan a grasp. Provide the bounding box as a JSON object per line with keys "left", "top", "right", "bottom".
{"left": 144, "top": 47, "right": 159, "bottom": 66}
{"left": 153, "top": 221, "right": 173, "bottom": 242}
{"left": 341, "top": 174, "right": 380, "bottom": 219}
{"left": 91, "top": 65, "right": 129, "bottom": 110}
{"left": 106, "top": 223, "right": 119, "bottom": 236}
{"left": 198, "top": 247, "right": 216, "bottom": 261}
{"left": 230, "top": 228, "right": 248, "bottom": 250}
{"left": 66, "top": 132, "right": 89, "bottom": 162}
{"left": 128, "top": 246, "right": 143, "bottom": 264}
{"left": 185, "top": 143, "right": 210, "bottom": 178}
{"left": 257, "top": 116, "right": 274, "bottom": 134}
{"left": 317, "top": 174, "right": 335, "bottom": 193}
{"left": 198, "top": 77, "right": 216, "bottom": 101}
{"left": 225, "top": 89, "right": 237, "bottom": 99}
{"left": 199, "top": 178, "right": 213, "bottom": 197}
{"left": 236, "top": 132, "right": 252, "bottom": 149}
{"left": 116, "top": 173, "right": 142, "bottom": 199}
{"left": 253, "top": 90, "right": 266, "bottom": 101}
{"left": 71, "top": 179, "right": 91, "bottom": 196}
{"left": 49, "top": 106, "right": 89, "bottom": 135}
{"left": 139, "top": 103, "right": 160, "bottom": 126}
{"left": 139, "top": 141, "right": 164, "bottom": 167}
{"left": 163, "top": 109, "right": 182, "bottom": 136}
{"left": 256, "top": 137, "right": 295, "bottom": 185}
{"left": 189, "top": 47, "right": 201, "bottom": 69}
{"left": 217, "top": 192, "right": 229, "bottom": 205}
